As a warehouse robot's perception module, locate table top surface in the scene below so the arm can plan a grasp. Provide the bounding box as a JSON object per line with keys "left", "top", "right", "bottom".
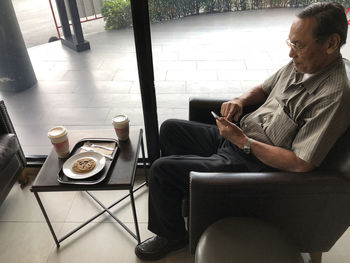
{"left": 31, "top": 129, "right": 143, "bottom": 192}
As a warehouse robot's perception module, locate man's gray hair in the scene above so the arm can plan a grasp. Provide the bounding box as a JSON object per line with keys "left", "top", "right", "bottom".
{"left": 297, "top": 2, "right": 348, "bottom": 47}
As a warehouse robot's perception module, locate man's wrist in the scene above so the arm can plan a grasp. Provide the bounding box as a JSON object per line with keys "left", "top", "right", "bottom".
{"left": 232, "top": 97, "right": 245, "bottom": 107}
{"left": 243, "top": 137, "right": 254, "bottom": 154}
{"left": 238, "top": 136, "right": 249, "bottom": 149}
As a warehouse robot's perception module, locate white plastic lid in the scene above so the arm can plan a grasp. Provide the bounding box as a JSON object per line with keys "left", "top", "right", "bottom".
{"left": 112, "top": 115, "right": 129, "bottom": 124}
{"left": 48, "top": 126, "right": 67, "bottom": 139}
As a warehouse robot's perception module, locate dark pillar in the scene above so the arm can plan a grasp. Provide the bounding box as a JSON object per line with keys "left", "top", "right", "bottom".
{"left": 130, "top": 0, "right": 160, "bottom": 163}
{"left": 0, "top": 0, "right": 37, "bottom": 91}
{"left": 55, "top": 0, "right": 90, "bottom": 52}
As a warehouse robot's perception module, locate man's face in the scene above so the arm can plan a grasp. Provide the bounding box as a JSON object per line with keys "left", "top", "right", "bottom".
{"left": 288, "top": 17, "right": 329, "bottom": 74}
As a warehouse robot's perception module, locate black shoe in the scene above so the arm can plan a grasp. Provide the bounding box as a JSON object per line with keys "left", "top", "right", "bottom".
{"left": 135, "top": 235, "right": 188, "bottom": 261}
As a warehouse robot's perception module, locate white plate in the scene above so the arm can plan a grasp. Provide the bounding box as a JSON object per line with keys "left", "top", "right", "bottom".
{"left": 63, "top": 152, "right": 106, "bottom": 180}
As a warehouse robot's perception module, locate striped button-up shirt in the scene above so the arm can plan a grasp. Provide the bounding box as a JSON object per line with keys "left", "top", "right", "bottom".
{"left": 240, "top": 57, "right": 350, "bottom": 166}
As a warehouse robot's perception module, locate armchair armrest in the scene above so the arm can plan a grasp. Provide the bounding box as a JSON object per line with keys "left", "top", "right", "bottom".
{"left": 189, "top": 171, "right": 350, "bottom": 253}
{"left": 0, "top": 100, "right": 26, "bottom": 165}
{"left": 189, "top": 97, "right": 225, "bottom": 125}
{"left": 189, "top": 97, "right": 260, "bottom": 125}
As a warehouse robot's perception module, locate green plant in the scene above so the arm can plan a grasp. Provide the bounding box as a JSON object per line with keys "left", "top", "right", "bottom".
{"left": 102, "top": 0, "right": 350, "bottom": 31}
{"left": 102, "top": 0, "right": 132, "bottom": 30}
{"left": 200, "top": 0, "right": 234, "bottom": 13}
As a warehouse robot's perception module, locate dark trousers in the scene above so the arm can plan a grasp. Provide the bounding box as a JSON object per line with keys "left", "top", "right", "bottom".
{"left": 148, "top": 119, "right": 270, "bottom": 239}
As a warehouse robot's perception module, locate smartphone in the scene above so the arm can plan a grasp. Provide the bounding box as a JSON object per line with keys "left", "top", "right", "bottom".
{"left": 211, "top": 111, "right": 220, "bottom": 120}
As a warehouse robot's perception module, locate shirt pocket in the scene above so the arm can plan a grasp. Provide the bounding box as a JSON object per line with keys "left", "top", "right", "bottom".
{"left": 264, "top": 102, "right": 298, "bottom": 149}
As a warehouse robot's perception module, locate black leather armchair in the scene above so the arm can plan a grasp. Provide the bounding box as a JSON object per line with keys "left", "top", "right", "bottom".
{"left": 0, "top": 100, "right": 26, "bottom": 206}
{"left": 188, "top": 100, "right": 350, "bottom": 261}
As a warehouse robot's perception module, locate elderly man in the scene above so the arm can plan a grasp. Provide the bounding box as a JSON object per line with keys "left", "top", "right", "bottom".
{"left": 135, "top": 2, "right": 350, "bottom": 261}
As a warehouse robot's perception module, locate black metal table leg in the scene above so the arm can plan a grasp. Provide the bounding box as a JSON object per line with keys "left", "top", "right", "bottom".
{"left": 141, "top": 135, "right": 148, "bottom": 185}
{"left": 56, "top": 188, "right": 144, "bottom": 244}
{"left": 33, "top": 192, "right": 60, "bottom": 247}
{"left": 85, "top": 191, "right": 138, "bottom": 241}
{"left": 129, "top": 189, "right": 141, "bottom": 243}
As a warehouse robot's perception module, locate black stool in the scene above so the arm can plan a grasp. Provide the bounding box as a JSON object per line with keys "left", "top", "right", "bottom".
{"left": 195, "top": 217, "right": 304, "bottom": 263}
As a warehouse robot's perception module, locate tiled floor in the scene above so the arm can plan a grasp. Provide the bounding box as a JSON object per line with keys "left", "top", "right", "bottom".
{"left": 1, "top": 172, "right": 350, "bottom": 263}
{"left": 1, "top": 6, "right": 350, "bottom": 263}
{"left": 0, "top": 173, "right": 195, "bottom": 263}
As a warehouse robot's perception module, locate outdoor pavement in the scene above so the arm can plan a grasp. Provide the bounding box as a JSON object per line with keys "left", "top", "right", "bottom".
{"left": 2, "top": 6, "right": 350, "bottom": 156}
{"left": 13, "top": 0, "right": 105, "bottom": 48}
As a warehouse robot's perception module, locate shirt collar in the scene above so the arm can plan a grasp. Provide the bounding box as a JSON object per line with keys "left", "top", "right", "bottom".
{"left": 291, "top": 56, "right": 343, "bottom": 94}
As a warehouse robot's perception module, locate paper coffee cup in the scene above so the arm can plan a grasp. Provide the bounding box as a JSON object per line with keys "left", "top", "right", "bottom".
{"left": 113, "top": 115, "right": 129, "bottom": 141}
{"left": 48, "top": 126, "right": 70, "bottom": 158}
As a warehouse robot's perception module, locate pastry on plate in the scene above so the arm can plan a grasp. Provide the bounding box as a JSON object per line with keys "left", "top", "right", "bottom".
{"left": 72, "top": 158, "right": 96, "bottom": 173}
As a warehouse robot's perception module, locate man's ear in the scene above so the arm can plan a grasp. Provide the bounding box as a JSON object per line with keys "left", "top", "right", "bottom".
{"left": 326, "top": 33, "right": 341, "bottom": 54}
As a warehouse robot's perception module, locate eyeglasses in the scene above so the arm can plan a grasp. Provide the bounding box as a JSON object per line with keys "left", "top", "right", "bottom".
{"left": 286, "top": 39, "right": 305, "bottom": 52}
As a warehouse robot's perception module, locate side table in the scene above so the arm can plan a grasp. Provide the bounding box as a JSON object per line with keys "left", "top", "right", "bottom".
{"left": 30, "top": 129, "right": 147, "bottom": 247}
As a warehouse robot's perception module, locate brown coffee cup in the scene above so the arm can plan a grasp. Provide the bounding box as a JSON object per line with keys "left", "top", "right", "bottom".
{"left": 48, "top": 126, "right": 70, "bottom": 158}
{"left": 112, "top": 115, "right": 129, "bottom": 141}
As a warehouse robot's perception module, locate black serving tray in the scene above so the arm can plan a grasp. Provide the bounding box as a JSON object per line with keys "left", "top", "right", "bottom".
{"left": 57, "top": 138, "right": 119, "bottom": 185}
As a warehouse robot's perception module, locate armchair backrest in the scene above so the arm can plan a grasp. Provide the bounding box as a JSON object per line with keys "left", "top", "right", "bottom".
{"left": 320, "top": 126, "right": 350, "bottom": 174}
{"left": 0, "top": 100, "right": 16, "bottom": 135}
{"left": 319, "top": 59, "right": 350, "bottom": 174}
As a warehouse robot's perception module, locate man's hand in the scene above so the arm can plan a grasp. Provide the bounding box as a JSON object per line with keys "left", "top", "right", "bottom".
{"left": 216, "top": 117, "right": 248, "bottom": 149}
{"left": 220, "top": 98, "right": 244, "bottom": 122}
{"left": 220, "top": 84, "right": 267, "bottom": 121}
{"left": 216, "top": 117, "right": 315, "bottom": 172}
